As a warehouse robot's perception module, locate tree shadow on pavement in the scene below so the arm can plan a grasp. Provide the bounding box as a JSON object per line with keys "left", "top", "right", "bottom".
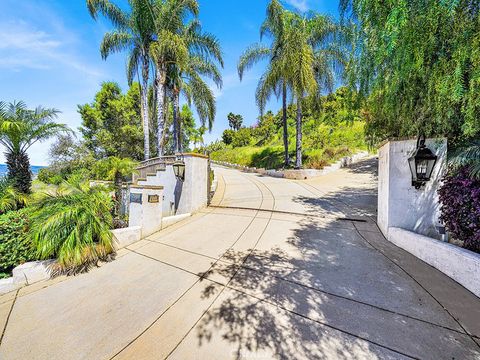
{"left": 192, "top": 214, "right": 477, "bottom": 359}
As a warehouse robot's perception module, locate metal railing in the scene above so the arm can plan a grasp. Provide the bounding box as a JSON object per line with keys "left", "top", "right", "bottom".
{"left": 133, "top": 155, "right": 177, "bottom": 182}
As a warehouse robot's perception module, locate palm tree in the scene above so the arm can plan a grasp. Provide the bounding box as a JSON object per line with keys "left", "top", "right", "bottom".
{"left": 0, "top": 101, "right": 70, "bottom": 194}
{"left": 149, "top": 0, "right": 197, "bottom": 156}
{"left": 30, "top": 176, "right": 114, "bottom": 275}
{"left": 87, "top": 0, "right": 155, "bottom": 160}
{"left": 94, "top": 156, "right": 138, "bottom": 216}
{"left": 168, "top": 19, "right": 223, "bottom": 153}
{"left": 238, "top": 0, "right": 291, "bottom": 167}
{"left": 282, "top": 12, "right": 339, "bottom": 168}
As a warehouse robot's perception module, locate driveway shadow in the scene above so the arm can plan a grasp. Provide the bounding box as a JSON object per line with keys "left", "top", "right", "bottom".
{"left": 193, "top": 215, "right": 478, "bottom": 359}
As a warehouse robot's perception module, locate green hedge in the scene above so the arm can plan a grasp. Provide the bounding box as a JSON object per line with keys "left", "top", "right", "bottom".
{"left": 0, "top": 209, "right": 35, "bottom": 278}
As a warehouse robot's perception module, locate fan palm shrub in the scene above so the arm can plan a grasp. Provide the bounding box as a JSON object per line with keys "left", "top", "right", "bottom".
{"left": 0, "top": 177, "right": 28, "bottom": 214}
{"left": 30, "top": 177, "right": 115, "bottom": 275}
{"left": 0, "top": 101, "right": 70, "bottom": 194}
{"left": 87, "top": 0, "right": 156, "bottom": 160}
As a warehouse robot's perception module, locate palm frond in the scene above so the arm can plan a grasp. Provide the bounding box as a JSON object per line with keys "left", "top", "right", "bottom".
{"left": 100, "top": 31, "right": 133, "bottom": 59}
{"left": 237, "top": 44, "right": 271, "bottom": 80}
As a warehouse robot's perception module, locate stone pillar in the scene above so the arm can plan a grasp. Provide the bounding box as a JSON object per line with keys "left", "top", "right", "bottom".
{"left": 128, "top": 185, "right": 164, "bottom": 237}
{"left": 378, "top": 138, "right": 447, "bottom": 239}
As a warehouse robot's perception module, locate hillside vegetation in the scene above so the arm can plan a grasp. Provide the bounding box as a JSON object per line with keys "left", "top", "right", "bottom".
{"left": 208, "top": 88, "right": 367, "bottom": 170}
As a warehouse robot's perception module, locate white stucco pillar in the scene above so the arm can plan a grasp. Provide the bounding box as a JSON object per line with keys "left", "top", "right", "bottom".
{"left": 128, "top": 185, "right": 164, "bottom": 237}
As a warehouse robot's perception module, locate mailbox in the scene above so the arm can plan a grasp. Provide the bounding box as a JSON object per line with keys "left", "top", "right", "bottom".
{"left": 148, "top": 195, "right": 160, "bottom": 203}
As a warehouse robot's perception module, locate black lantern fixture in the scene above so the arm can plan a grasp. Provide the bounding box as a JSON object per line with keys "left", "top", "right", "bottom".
{"left": 173, "top": 160, "right": 186, "bottom": 181}
{"left": 408, "top": 135, "right": 438, "bottom": 189}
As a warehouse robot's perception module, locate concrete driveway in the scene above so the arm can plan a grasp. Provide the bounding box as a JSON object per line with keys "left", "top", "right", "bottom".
{"left": 1, "top": 158, "right": 479, "bottom": 359}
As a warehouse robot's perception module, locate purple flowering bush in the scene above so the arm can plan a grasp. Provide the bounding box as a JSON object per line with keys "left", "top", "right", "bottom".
{"left": 438, "top": 167, "right": 480, "bottom": 253}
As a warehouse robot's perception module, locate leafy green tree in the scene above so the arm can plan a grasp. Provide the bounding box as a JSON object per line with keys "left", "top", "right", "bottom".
{"left": 87, "top": 0, "right": 156, "bottom": 160}
{"left": 79, "top": 82, "right": 144, "bottom": 160}
{"left": 340, "top": 0, "right": 480, "bottom": 142}
{"left": 0, "top": 101, "right": 70, "bottom": 193}
{"left": 93, "top": 156, "right": 138, "bottom": 216}
{"left": 40, "top": 134, "right": 96, "bottom": 183}
{"left": 231, "top": 128, "right": 253, "bottom": 148}
{"left": 30, "top": 177, "right": 115, "bottom": 275}
{"left": 222, "top": 129, "right": 235, "bottom": 146}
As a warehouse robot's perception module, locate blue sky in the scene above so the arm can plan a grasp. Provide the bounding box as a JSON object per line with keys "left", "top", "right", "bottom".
{"left": 0, "top": 0, "right": 339, "bottom": 165}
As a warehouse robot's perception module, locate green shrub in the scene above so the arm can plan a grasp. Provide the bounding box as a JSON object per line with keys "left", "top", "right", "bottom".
{"left": 232, "top": 128, "right": 253, "bottom": 148}
{"left": 30, "top": 177, "right": 115, "bottom": 275}
{"left": 222, "top": 129, "right": 235, "bottom": 145}
{"left": 0, "top": 209, "right": 35, "bottom": 278}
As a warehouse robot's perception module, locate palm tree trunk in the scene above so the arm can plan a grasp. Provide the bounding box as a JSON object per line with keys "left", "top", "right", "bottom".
{"left": 282, "top": 84, "right": 289, "bottom": 167}
{"left": 6, "top": 150, "right": 32, "bottom": 194}
{"left": 172, "top": 89, "right": 181, "bottom": 153}
{"left": 156, "top": 64, "right": 167, "bottom": 157}
{"left": 295, "top": 98, "right": 303, "bottom": 169}
{"left": 114, "top": 171, "right": 122, "bottom": 218}
{"left": 141, "top": 56, "right": 151, "bottom": 160}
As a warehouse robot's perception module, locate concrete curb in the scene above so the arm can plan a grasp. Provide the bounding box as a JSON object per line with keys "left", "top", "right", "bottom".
{"left": 388, "top": 227, "right": 480, "bottom": 298}
{"left": 112, "top": 226, "right": 142, "bottom": 249}
{"left": 0, "top": 260, "right": 53, "bottom": 295}
{"left": 212, "top": 151, "right": 370, "bottom": 180}
{"left": 162, "top": 213, "right": 192, "bottom": 229}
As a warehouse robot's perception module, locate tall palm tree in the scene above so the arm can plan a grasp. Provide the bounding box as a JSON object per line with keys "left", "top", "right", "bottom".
{"left": 149, "top": 0, "right": 198, "bottom": 156}
{"left": 168, "top": 19, "right": 223, "bottom": 153}
{"left": 87, "top": 0, "right": 155, "bottom": 160}
{"left": 238, "top": 0, "right": 291, "bottom": 167}
{"left": 282, "top": 12, "right": 339, "bottom": 168}
{"left": 0, "top": 101, "right": 70, "bottom": 194}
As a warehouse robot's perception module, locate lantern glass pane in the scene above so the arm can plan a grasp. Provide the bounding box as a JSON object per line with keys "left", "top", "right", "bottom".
{"left": 408, "top": 157, "right": 417, "bottom": 181}
{"left": 416, "top": 159, "right": 429, "bottom": 179}
{"left": 425, "top": 159, "right": 436, "bottom": 180}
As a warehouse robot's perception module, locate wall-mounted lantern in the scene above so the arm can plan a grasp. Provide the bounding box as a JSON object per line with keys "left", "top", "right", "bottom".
{"left": 173, "top": 160, "right": 186, "bottom": 181}
{"left": 408, "top": 135, "right": 438, "bottom": 189}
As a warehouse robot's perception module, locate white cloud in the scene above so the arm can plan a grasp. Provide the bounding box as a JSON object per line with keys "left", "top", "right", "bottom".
{"left": 284, "top": 0, "right": 309, "bottom": 12}
{"left": 0, "top": 20, "right": 102, "bottom": 78}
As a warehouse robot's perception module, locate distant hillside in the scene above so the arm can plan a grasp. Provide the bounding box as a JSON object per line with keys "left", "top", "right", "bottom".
{"left": 0, "top": 164, "right": 44, "bottom": 177}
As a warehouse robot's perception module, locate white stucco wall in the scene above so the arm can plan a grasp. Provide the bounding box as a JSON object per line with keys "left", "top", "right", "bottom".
{"left": 378, "top": 138, "right": 447, "bottom": 239}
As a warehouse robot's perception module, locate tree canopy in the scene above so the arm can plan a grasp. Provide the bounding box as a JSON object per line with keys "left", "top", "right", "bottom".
{"left": 340, "top": 0, "right": 480, "bottom": 144}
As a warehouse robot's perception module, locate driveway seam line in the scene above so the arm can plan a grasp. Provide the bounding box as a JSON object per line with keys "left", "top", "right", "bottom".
{"left": 111, "top": 170, "right": 265, "bottom": 360}
{"left": 0, "top": 289, "right": 18, "bottom": 348}
{"left": 165, "top": 173, "right": 421, "bottom": 359}
{"left": 163, "top": 169, "right": 273, "bottom": 359}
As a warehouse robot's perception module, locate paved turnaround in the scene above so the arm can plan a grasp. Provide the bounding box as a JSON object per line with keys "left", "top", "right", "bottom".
{"left": 1, "top": 158, "right": 480, "bottom": 360}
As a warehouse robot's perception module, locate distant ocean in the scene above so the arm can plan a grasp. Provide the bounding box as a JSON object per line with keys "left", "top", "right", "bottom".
{"left": 0, "top": 164, "right": 44, "bottom": 177}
